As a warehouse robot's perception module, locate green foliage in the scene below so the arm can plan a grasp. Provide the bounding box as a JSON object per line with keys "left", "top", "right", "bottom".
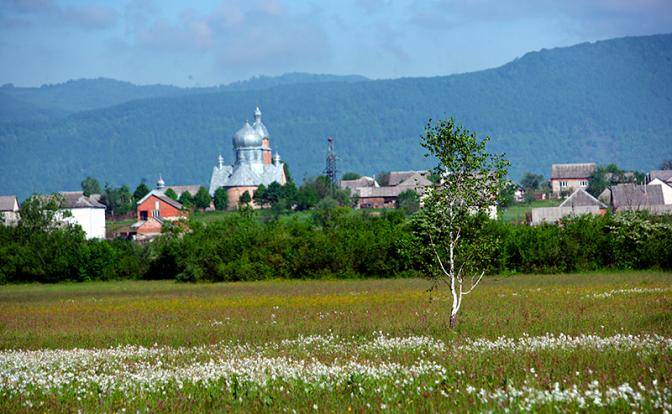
{"left": 252, "top": 184, "right": 267, "bottom": 206}
{"left": 193, "top": 187, "right": 211, "bottom": 210}
{"left": 498, "top": 180, "right": 516, "bottom": 208}
{"left": 178, "top": 191, "right": 194, "bottom": 208}
{"left": 341, "top": 172, "right": 362, "bottom": 180}
{"left": 396, "top": 189, "right": 420, "bottom": 215}
{"left": 587, "top": 164, "right": 642, "bottom": 197}
{"left": 164, "top": 188, "right": 178, "bottom": 201}
{"left": 660, "top": 159, "right": 672, "bottom": 170}
{"left": 282, "top": 162, "right": 293, "bottom": 184}
{"left": 212, "top": 188, "right": 228, "bottom": 210}
{"left": 132, "top": 182, "right": 150, "bottom": 202}
{"left": 80, "top": 177, "right": 101, "bottom": 197}
{"left": 239, "top": 191, "right": 251, "bottom": 206}
{"left": 520, "top": 172, "right": 544, "bottom": 191}
{"left": 2, "top": 207, "right": 672, "bottom": 285}
{"left": 100, "top": 184, "right": 133, "bottom": 216}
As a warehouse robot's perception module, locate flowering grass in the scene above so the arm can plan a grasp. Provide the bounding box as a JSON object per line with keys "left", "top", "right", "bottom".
{"left": 0, "top": 271, "right": 670, "bottom": 412}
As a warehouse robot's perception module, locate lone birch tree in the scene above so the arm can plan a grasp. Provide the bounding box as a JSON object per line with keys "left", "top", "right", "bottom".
{"left": 414, "top": 118, "right": 508, "bottom": 328}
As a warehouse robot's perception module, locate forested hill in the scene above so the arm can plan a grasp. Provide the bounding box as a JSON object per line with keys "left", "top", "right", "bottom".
{"left": 0, "top": 73, "right": 368, "bottom": 120}
{"left": 1, "top": 33, "right": 671, "bottom": 198}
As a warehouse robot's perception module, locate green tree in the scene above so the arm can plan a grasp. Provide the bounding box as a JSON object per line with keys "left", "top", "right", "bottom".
{"left": 178, "top": 191, "right": 194, "bottom": 208}
{"left": 341, "top": 172, "right": 362, "bottom": 180}
{"left": 239, "top": 190, "right": 252, "bottom": 207}
{"left": 164, "top": 188, "right": 178, "bottom": 200}
{"left": 193, "top": 187, "right": 211, "bottom": 210}
{"left": 253, "top": 184, "right": 267, "bottom": 207}
{"left": 101, "top": 184, "right": 133, "bottom": 216}
{"left": 498, "top": 180, "right": 516, "bottom": 208}
{"left": 396, "top": 189, "right": 420, "bottom": 215}
{"left": 283, "top": 162, "right": 293, "bottom": 184}
{"left": 412, "top": 118, "right": 508, "bottom": 328}
{"left": 80, "top": 177, "right": 101, "bottom": 197}
{"left": 213, "top": 188, "right": 228, "bottom": 210}
{"left": 133, "top": 181, "right": 150, "bottom": 202}
{"left": 265, "top": 181, "right": 283, "bottom": 205}
{"left": 520, "top": 172, "right": 543, "bottom": 191}
{"left": 18, "top": 193, "right": 69, "bottom": 233}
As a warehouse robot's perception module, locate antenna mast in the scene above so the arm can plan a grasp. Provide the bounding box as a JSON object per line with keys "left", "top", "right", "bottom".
{"left": 324, "top": 136, "right": 338, "bottom": 194}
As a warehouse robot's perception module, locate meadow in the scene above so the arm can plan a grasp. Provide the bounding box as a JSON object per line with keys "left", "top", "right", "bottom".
{"left": 0, "top": 271, "right": 670, "bottom": 412}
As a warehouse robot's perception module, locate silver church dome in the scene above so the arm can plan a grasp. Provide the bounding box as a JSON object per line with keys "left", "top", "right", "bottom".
{"left": 233, "top": 121, "right": 263, "bottom": 148}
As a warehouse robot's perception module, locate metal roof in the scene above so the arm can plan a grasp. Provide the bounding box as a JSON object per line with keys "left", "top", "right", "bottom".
{"left": 340, "top": 176, "right": 377, "bottom": 191}
{"left": 551, "top": 163, "right": 596, "bottom": 179}
{"left": 58, "top": 192, "right": 106, "bottom": 209}
{"left": 0, "top": 195, "right": 18, "bottom": 212}
{"left": 611, "top": 183, "right": 665, "bottom": 210}
{"left": 560, "top": 188, "right": 607, "bottom": 208}
{"left": 649, "top": 170, "right": 672, "bottom": 183}
{"left": 388, "top": 171, "right": 429, "bottom": 186}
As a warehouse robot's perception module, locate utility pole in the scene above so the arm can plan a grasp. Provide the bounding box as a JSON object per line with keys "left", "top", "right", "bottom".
{"left": 324, "top": 136, "right": 338, "bottom": 195}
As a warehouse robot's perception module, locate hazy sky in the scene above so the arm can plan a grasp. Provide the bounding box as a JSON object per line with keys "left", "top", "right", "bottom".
{"left": 2, "top": 0, "right": 671, "bottom": 87}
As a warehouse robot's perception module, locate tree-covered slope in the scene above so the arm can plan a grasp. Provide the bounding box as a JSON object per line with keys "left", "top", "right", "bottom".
{"left": 1, "top": 34, "right": 671, "bottom": 198}
{"left": 0, "top": 73, "right": 368, "bottom": 120}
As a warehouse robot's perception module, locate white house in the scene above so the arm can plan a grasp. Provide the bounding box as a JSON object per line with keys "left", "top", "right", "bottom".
{"left": 647, "top": 178, "right": 672, "bottom": 205}
{"left": 58, "top": 192, "right": 106, "bottom": 239}
{"left": 0, "top": 195, "right": 20, "bottom": 226}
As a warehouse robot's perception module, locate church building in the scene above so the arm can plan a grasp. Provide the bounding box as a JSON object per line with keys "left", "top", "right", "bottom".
{"left": 209, "top": 107, "right": 286, "bottom": 207}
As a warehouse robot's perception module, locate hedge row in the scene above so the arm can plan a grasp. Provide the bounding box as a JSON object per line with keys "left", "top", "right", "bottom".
{"left": 1, "top": 210, "right": 671, "bottom": 284}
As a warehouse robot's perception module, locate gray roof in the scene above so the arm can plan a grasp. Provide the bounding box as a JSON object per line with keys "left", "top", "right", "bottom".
{"left": 611, "top": 183, "right": 665, "bottom": 210}
{"left": 551, "top": 163, "right": 596, "bottom": 179}
{"left": 397, "top": 172, "right": 432, "bottom": 189}
{"left": 0, "top": 195, "right": 18, "bottom": 212}
{"left": 649, "top": 170, "right": 672, "bottom": 183}
{"left": 388, "top": 171, "right": 429, "bottom": 186}
{"left": 209, "top": 162, "right": 285, "bottom": 193}
{"left": 137, "top": 190, "right": 184, "bottom": 210}
{"left": 358, "top": 186, "right": 406, "bottom": 198}
{"left": 560, "top": 188, "right": 606, "bottom": 208}
{"left": 58, "top": 192, "right": 106, "bottom": 209}
{"left": 340, "top": 176, "right": 377, "bottom": 191}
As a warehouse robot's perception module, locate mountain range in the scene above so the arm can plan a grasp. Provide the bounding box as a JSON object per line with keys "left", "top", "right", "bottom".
{"left": 1, "top": 33, "right": 671, "bottom": 199}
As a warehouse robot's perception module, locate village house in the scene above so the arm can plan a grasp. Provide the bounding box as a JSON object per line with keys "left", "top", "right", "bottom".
{"left": 131, "top": 181, "right": 187, "bottom": 238}
{"left": 646, "top": 170, "right": 672, "bottom": 205}
{"left": 550, "top": 163, "right": 595, "bottom": 196}
{"left": 57, "top": 192, "right": 106, "bottom": 239}
{"left": 0, "top": 195, "right": 20, "bottom": 226}
{"left": 530, "top": 188, "right": 607, "bottom": 225}
{"left": 341, "top": 171, "right": 432, "bottom": 209}
{"left": 599, "top": 182, "right": 672, "bottom": 214}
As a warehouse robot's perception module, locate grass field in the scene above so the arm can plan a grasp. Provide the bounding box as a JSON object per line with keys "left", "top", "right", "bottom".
{"left": 1, "top": 272, "right": 670, "bottom": 412}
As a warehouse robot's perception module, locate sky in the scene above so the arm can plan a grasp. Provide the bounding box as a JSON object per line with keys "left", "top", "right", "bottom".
{"left": 1, "top": 0, "right": 672, "bottom": 87}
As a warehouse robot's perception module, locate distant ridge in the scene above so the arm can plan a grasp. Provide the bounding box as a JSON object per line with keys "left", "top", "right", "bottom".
{"left": 0, "top": 73, "right": 369, "bottom": 120}
{"left": 1, "top": 33, "right": 671, "bottom": 198}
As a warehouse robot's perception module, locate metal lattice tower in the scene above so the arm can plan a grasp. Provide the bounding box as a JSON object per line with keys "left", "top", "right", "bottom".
{"left": 324, "top": 137, "right": 338, "bottom": 192}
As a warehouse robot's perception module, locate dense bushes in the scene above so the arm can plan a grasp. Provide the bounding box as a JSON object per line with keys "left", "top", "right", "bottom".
{"left": 1, "top": 210, "right": 671, "bottom": 284}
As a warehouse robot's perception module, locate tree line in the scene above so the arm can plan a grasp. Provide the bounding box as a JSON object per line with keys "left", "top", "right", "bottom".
{"left": 1, "top": 200, "right": 670, "bottom": 284}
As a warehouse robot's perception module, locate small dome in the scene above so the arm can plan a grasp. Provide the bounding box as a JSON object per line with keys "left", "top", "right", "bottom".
{"left": 233, "top": 121, "right": 262, "bottom": 148}
{"left": 253, "top": 106, "right": 270, "bottom": 139}
{"left": 157, "top": 175, "right": 165, "bottom": 189}
{"left": 253, "top": 120, "right": 270, "bottom": 139}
